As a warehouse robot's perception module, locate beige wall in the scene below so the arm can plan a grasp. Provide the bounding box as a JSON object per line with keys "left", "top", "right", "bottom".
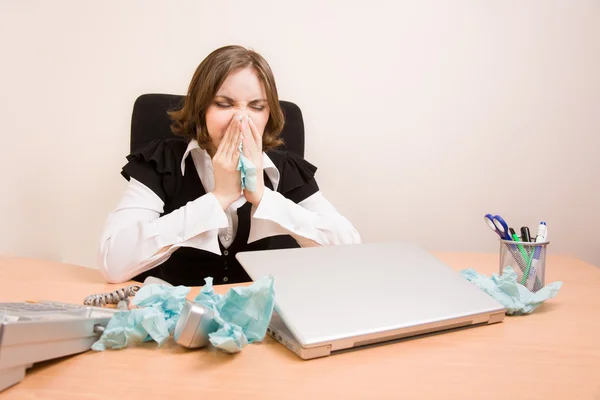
{"left": 1, "top": 1, "right": 598, "bottom": 269}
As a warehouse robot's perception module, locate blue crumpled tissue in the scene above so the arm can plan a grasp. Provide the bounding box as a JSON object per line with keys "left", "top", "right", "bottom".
{"left": 91, "top": 277, "right": 275, "bottom": 353}
{"left": 91, "top": 307, "right": 169, "bottom": 350}
{"left": 194, "top": 275, "right": 275, "bottom": 353}
{"left": 237, "top": 142, "right": 257, "bottom": 192}
{"left": 91, "top": 284, "right": 190, "bottom": 351}
{"left": 459, "top": 266, "right": 562, "bottom": 315}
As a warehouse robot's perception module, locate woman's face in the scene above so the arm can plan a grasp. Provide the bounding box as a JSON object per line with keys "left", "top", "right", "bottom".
{"left": 204, "top": 67, "right": 270, "bottom": 152}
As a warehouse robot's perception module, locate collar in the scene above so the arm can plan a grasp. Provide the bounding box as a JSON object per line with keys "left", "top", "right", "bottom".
{"left": 181, "top": 139, "right": 281, "bottom": 191}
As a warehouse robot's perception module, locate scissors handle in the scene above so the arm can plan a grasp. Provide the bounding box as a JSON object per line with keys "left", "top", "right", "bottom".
{"left": 493, "top": 216, "right": 511, "bottom": 240}
{"left": 484, "top": 214, "right": 511, "bottom": 240}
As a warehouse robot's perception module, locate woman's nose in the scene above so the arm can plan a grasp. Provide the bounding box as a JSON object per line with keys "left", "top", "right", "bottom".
{"left": 234, "top": 110, "right": 248, "bottom": 119}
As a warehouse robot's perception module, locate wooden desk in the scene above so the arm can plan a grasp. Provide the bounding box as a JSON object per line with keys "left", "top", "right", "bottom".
{"left": 0, "top": 253, "right": 599, "bottom": 399}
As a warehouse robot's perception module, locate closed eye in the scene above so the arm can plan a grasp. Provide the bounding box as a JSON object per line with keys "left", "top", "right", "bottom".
{"left": 214, "top": 98, "right": 266, "bottom": 111}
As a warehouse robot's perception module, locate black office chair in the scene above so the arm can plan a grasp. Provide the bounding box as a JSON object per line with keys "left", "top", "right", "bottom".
{"left": 130, "top": 93, "right": 305, "bottom": 156}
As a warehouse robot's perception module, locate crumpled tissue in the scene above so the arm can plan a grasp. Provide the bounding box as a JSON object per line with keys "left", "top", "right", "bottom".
{"left": 194, "top": 275, "right": 275, "bottom": 353}
{"left": 91, "top": 284, "right": 190, "bottom": 351}
{"left": 459, "top": 266, "right": 562, "bottom": 315}
{"left": 91, "top": 307, "right": 169, "bottom": 350}
{"left": 131, "top": 284, "right": 191, "bottom": 333}
{"left": 91, "top": 276, "right": 275, "bottom": 354}
{"left": 237, "top": 142, "right": 256, "bottom": 192}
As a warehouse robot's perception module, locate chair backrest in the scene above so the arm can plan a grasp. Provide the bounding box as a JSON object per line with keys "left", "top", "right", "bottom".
{"left": 130, "top": 94, "right": 305, "bottom": 157}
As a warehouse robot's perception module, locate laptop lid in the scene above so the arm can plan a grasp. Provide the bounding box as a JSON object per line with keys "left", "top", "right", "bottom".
{"left": 237, "top": 242, "right": 505, "bottom": 349}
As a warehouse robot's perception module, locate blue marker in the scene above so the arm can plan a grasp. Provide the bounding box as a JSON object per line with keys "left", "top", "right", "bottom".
{"left": 523, "top": 222, "right": 548, "bottom": 288}
{"left": 535, "top": 222, "right": 547, "bottom": 243}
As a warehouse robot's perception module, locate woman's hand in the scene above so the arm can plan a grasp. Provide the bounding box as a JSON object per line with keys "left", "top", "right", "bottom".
{"left": 241, "top": 116, "right": 265, "bottom": 206}
{"left": 211, "top": 116, "right": 242, "bottom": 210}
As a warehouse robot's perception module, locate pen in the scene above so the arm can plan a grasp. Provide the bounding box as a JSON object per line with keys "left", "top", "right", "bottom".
{"left": 526, "top": 222, "right": 548, "bottom": 288}
{"left": 535, "top": 222, "right": 547, "bottom": 243}
{"left": 517, "top": 226, "right": 533, "bottom": 286}
{"left": 509, "top": 227, "right": 529, "bottom": 268}
{"left": 532, "top": 221, "right": 547, "bottom": 264}
{"left": 509, "top": 228, "right": 521, "bottom": 242}
{"left": 521, "top": 249, "right": 535, "bottom": 286}
{"left": 520, "top": 226, "right": 531, "bottom": 243}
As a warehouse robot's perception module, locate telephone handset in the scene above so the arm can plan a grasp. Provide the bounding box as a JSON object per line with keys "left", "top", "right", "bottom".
{"left": 84, "top": 276, "right": 217, "bottom": 349}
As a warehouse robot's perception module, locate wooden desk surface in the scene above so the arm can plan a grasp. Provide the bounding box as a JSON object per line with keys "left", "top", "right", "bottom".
{"left": 0, "top": 253, "right": 599, "bottom": 399}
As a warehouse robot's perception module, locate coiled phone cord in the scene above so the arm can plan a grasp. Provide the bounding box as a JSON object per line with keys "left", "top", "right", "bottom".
{"left": 84, "top": 284, "right": 141, "bottom": 309}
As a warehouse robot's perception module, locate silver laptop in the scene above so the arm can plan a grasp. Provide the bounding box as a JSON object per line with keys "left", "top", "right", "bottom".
{"left": 237, "top": 242, "right": 505, "bottom": 360}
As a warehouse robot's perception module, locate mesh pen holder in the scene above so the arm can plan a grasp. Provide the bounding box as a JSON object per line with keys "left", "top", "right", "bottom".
{"left": 499, "top": 239, "right": 550, "bottom": 293}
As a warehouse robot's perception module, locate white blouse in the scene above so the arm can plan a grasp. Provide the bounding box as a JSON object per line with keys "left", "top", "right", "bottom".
{"left": 98, "top": 140, "right": 361, "bottom": 283}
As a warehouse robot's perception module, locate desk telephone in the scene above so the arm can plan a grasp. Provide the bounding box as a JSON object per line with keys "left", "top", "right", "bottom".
{"left": 0, "top": 277, "right": 216, "bottom": 392}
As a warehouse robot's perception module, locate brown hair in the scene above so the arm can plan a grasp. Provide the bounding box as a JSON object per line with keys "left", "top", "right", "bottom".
{"left": 168, "top": 45, "right": 284, "bottom": 152}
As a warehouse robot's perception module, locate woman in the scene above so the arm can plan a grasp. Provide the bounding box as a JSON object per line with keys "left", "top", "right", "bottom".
{"left": 99, "top": 45, "right": 361, "bottom": 285}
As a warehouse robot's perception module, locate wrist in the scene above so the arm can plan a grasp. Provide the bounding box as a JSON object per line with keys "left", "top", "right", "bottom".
{"left": 212, "top": 191, "right": 237, "bottom": 210}
{"left": 250, "top": 186, "right": 265, "bottom": 207}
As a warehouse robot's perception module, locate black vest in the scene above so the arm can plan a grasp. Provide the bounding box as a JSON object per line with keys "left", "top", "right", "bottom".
{"left": 123, "top": 139, "right": 319, "bottom": 287}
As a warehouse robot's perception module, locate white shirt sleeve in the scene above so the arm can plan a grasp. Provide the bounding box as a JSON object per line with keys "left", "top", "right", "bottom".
{"left": 248, "top": 188, "right": 361, "bottom": 247}
{"left": 98, "top": 178, "right": 229, "bottom": 283}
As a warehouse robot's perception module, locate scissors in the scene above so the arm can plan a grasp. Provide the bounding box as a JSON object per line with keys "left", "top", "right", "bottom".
{"left": 484, "top": 214, "right": 512, "bottom": 241}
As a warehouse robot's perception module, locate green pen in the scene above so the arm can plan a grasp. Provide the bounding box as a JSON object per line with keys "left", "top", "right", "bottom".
{"left": 521, "top": 249, "right": 536, "bottom": 286}
{"left": 509, "top": 228, "right": 539, "bottom": 287}
{"left": 509, "top": 228, "right": 529, "bottom": 265}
